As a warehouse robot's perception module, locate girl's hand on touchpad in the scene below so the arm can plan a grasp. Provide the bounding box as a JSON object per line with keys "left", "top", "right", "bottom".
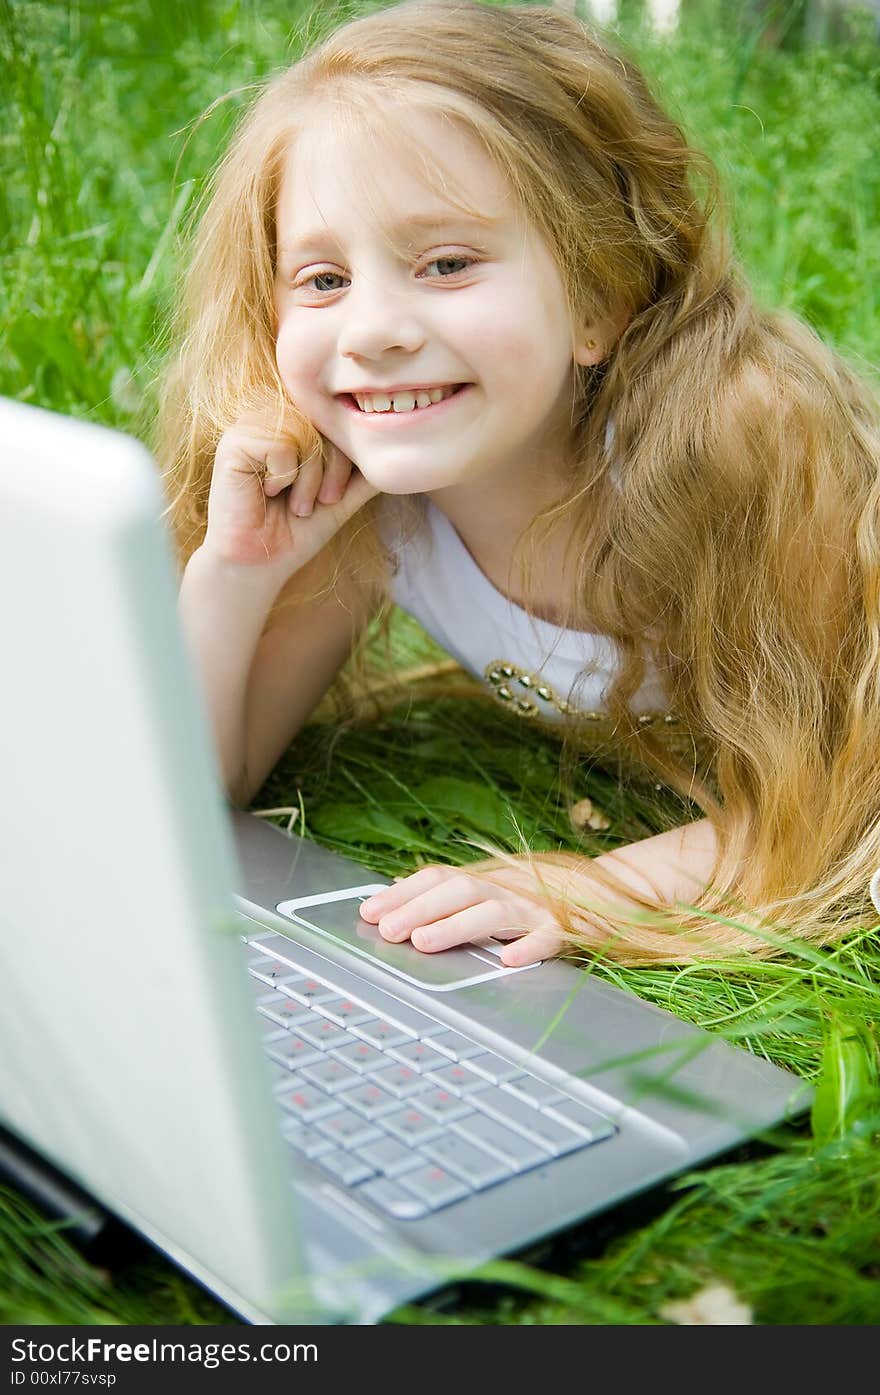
{"left": 359, "top": 864, "right": 566, "bottom": 968}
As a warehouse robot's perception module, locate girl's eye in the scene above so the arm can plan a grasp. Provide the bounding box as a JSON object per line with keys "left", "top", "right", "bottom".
{"left": 422, "top": 255, "right": 473, "bottom": 278}
{"left": 301, "top": 271, "right": 347, "bottom": 293}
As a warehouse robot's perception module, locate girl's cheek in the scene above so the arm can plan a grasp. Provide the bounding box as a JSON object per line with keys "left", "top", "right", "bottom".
{"left": 274, "top": 322, "right": 306, "bottom": 396}
{"left": 463, "top": 306, "right": 539, "bottom": 386}
{"left": 276, "top": 326, "right": 348, "bottom": 451}
{"left": 275, "top": 309, "right": 325, "bottom": 387}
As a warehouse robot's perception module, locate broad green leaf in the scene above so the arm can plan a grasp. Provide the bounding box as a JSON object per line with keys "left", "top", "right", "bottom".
{"left": 413, "top": 776, "right": 518, "bottom": 840}
{"left": 309, "top": 803, "right": 419, "bottom": 848}
{"left": 810, "top": 1017, "right": 880, "bottom": 1147}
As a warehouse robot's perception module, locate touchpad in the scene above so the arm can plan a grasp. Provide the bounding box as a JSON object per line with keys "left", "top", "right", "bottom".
{"left": 275, "top": 887, "right": 539, "bottom": 992}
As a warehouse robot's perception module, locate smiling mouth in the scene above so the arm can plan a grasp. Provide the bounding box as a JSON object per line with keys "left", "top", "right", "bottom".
{"left": 340, "top": 384, "right": 472, "bottom": 417}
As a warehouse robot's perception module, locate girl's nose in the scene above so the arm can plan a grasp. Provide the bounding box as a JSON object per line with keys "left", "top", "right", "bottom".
{"left": 337, "top": 284, "right": 426, "bottom": 361}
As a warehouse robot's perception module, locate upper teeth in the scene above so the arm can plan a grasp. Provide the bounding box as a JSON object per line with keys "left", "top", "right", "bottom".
{"left": 353, "top": 386, "right": 457, "bottom": 413}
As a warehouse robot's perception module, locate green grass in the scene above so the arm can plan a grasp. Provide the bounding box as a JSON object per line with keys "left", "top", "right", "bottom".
{"left": 2, "top": 0, "right": 879, "bottom": 1325}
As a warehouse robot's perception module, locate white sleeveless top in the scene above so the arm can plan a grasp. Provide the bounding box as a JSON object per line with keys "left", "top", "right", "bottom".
{"left": 375, "top": 493, "right": 669, "bottom": 726}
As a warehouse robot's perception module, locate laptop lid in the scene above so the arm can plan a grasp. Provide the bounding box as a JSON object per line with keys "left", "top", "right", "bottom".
{"left": 0, "top": 398, "right": 312, "bottom": 1323}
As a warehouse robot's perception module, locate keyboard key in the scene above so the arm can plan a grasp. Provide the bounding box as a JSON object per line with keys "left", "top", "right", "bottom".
{"left": 418, "top": 1087, "right": 474, "bottom": 1123}
{"left": 297, "top": 1018, "right": 353, "bottom": 1050}
{"left": 359, "top": 1177, "right": 429, "bottom": 1220}
{"left": 281, "top": 1122, "right": 334, "bottom": 1160}
{"left": 422, "top": 1134, "right": 512, "bottom": 1189}
{"left": 265, "top": 1033, "right": 322, "bottom": 1071}
{"left": 542, "top": 1097, "right": 617, "bottom": 1141}
{"left": 276, "top": 1080, "right": 338, "bottom": 1124}
{"left": 348, "top": 998, "right": 449, "bottom": 1040}
{"left": 315, "top": 1109, "right": 383, "bottom": 1149}
{"left": 249, "top": 975, "right": 277, "bottom": 1000}
{"left": 452, "top": 1113, "right": 552, "bottom": 1170}
{"left": 337, "top": 1081, "right": 401, "bottom": 1120}
{"left": 349, "top": 1018, "right": 414, "bottom": 1049}
{"left": 370, "top": 1063, "right": 431, "bottom": 1099}
{"left": 464, "top": 1052, "right": 524, "bottom": 1085}
{"left": 387, "top": 1041, "right": 450, "bottom": 1073}
{"left": 382, "top": 1107, "right": 442, "bottom": 1148}
{"left": 475, "top": 1088, "right": 589, "bottom": 1157}
{"left": 428, "top": 1030, "right": 486, "bottom": 1061}
{"left": 258, "top": 997, "right": 313, "bottom": 1030}
{"left": 318, "top": 1149, "right": 376, "bottom": 1187}
{"left": 300, "top": 1058, "right": 363, "bottom": 1095}
{"left": 355, "top": 1135, "right": 425, "bottom": 1179}
{"left": 315, "top": 996, "right": 374, "bottom": 1028}
{"left": 266, "top": 1061, "right": 291, "bottom": 1089}
{"left": 397, "top": 1164, "right": 471, "bottom": 1211}
{"left": 426, "top": 1062, "right": 492, "bottom": 1097}
{"left": 331, "top": 1040, "right": 388, "bottom": 1075}
{"left": 248, "top": 957, "right": 300, "bottom": 988}
{"left": 502, "top": 1075, "right": 566, "bottom": 1108}
{"left": 283, "top": 976, "right": 338, "bottom": 1007}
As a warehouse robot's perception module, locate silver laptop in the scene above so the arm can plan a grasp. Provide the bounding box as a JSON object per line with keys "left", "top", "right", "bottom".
{"left": 0, "top": 397, "right": 808, "bottom": 1325}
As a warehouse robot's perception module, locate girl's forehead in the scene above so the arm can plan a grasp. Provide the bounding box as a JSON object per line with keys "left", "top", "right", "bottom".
{"left": 277, "top": 104, "right": 519, "bottom": 246}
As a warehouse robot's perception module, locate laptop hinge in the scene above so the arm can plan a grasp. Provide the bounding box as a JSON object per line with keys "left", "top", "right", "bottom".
{"left": 0, "top": 1123, "right": 133, "bottom": 1260}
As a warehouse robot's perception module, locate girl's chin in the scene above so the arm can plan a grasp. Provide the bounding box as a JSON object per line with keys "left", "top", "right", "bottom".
{"left": 353, "top": 467, "right": 445, "bottom": 496}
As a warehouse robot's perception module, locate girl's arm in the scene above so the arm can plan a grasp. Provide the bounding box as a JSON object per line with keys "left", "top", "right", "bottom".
{"left": 177, "top": 417, "right": 379, "bottom": 806}
{"left": 179, "top": 542, "right": 382, "bottom": 807}
{"left": 588, "top": 816, "right": 719, "bottom": 909}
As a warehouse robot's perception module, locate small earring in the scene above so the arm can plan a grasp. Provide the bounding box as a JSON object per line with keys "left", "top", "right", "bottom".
{"left": 586, "top": 338, "right": 597, "bottom": 350}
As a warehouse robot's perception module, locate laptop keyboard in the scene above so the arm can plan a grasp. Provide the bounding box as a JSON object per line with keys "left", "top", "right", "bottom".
{"left": 246, "top": 941, "right": 616, "bottom": 1221}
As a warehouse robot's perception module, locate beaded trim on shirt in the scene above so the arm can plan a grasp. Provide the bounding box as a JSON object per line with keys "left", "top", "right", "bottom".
{"left": 483, "top": 657, "right": 681, "bottom": 728}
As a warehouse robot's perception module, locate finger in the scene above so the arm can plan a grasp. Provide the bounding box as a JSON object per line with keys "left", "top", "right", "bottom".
{"left": 375, "top": 873, "right": 486, "bottom": 943}
{"left": 288, "top": 449, "right": 324, "bottom": 517}
{"left": 359, "top": 865, "right": 452, "bottom": 922}
{"left": 362, "top": 866, "right": 468, "bottom": 926}
{"left": 316, "top": 444, "right": 354, "bottom": 505}
{"left": 410, "top": 900, "right": 522, "bottom": 954}
{"left": 499, "top": 922, "right": 564, "bottom": 967}
{"left": 317, "top": 466, "right": 382, "bottom": 529}
{"left": 260, "top": 442, "right": 301, "bottom": 498}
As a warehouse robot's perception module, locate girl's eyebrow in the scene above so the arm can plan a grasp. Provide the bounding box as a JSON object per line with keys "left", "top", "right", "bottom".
{"left": 279, "top": 211, "right": 501, "bottom": 261}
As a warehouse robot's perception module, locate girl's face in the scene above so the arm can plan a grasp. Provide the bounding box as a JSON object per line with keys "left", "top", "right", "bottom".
{"left": 273, "top": 106, "right": 591, "bottom": 496}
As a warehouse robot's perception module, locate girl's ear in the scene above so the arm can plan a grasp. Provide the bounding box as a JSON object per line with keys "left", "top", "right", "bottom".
{"left": 574, "top": 333, "right": 604, "bottom": 368}
{"left": 574, "top": 304, "right": 631, "bottom": 366}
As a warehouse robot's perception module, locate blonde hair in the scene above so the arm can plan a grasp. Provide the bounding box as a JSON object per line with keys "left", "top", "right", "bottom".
{"left": 155, "top": 0, "right": 880, "bottom": 964}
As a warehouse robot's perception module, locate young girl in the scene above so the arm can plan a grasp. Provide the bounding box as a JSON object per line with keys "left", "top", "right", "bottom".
{"left": 165, "top": 0, "right": 880, "bottom": 968}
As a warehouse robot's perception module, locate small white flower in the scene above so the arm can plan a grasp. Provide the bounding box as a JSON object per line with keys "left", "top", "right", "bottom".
{"left": 661, "top": 1281, "right": 753, "bottom": 1325}
{"left": 568, "top": 797, "right": 611, "bottom": 832}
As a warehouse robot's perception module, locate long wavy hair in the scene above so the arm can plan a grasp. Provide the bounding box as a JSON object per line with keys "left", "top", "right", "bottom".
{"left": 156, "top": 0, "right": 880, "bottom": 964}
